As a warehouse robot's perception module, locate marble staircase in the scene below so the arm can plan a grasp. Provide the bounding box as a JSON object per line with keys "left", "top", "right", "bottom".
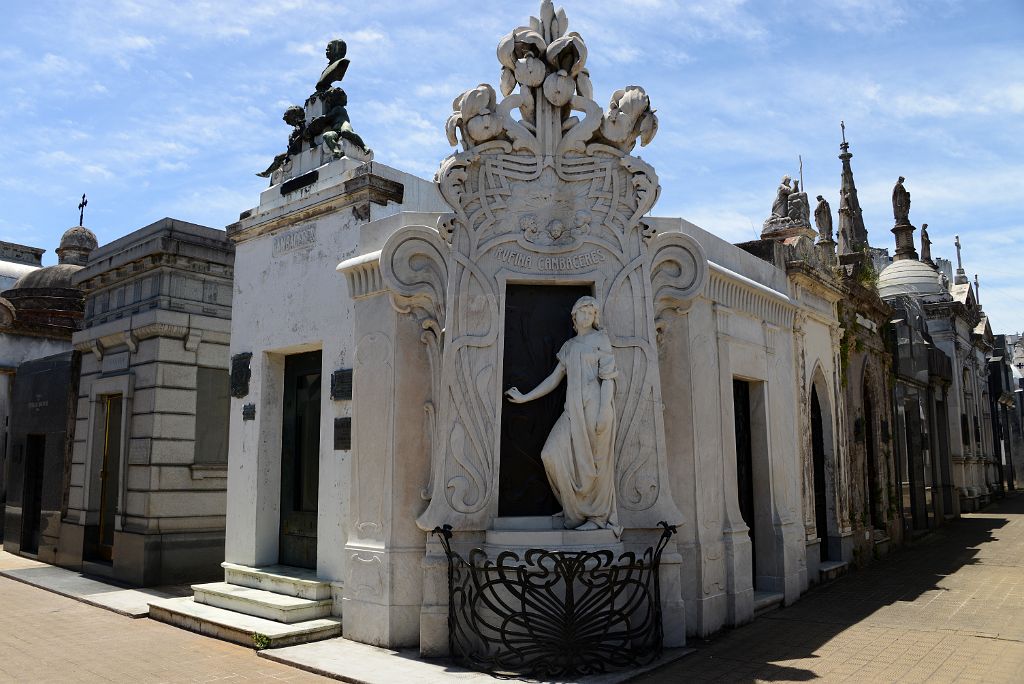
{"left": 148, "top": 563, "right": 341, "bottom": 648}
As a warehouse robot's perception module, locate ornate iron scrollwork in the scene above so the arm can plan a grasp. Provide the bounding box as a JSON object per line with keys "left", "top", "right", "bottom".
{"left": 433, "top": 522, "right": 677, "bottom": 678}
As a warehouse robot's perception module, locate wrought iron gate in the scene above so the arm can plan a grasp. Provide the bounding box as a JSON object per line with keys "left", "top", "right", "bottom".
{"left": 433, "top": 522, "right": 677, "bottom": 678}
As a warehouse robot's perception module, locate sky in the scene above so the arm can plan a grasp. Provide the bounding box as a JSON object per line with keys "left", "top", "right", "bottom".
{"left": 1, "top": 0, "right": 1022, "bottom": 332}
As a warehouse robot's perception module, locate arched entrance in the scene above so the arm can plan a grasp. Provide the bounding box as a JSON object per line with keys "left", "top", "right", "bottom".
{"left": 810, "top": 386, "right": 831, "bottom": 562}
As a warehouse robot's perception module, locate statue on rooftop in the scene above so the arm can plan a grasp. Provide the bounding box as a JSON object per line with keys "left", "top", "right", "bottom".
{"left": 316, "top": 39, "right": 350, "bottom": 93}
{"left": 257, "top": 106, "right": 307, "bottom": 178}
{"left": 771, "top": 176, "right": 792, "bottom": 219}
{"left": 921, "top": 223, "right": 933, "bottom": 264}
{"left": 814, "top": 195, "right": 833, "bottom": 242}
{"left": 892, "top": 176, "right": 911, "bottom": 225}
{"left": 788, "top": 179, "right": 810, "bottom": 224}
{"left": 307, "top": 87, "right": 370, "bottom": 158}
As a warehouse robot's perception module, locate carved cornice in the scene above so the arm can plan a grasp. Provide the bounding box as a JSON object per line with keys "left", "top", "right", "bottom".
{"left": 338, "top": 251, "right": 387, "bottom": 300}
{"left": 77, "top": 253, "right": 233, "bottom": 293}
{"left": 706, "top": 262, "right": 795, "bottom": 329}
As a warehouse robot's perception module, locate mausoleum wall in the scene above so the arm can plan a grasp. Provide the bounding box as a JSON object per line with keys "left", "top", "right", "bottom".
{"left": 57, "top": 220, "right": 234, "bottom": 586}
{"left": 223, "top": 158, "right": 444, "bottom": 586}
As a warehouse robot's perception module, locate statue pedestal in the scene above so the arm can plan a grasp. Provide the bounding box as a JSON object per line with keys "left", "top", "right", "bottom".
{"left": 484, "top": 516, "right": 625, "bottom": 555}
{"left": 760, "top": 218, "right": 816, "bottom": 242}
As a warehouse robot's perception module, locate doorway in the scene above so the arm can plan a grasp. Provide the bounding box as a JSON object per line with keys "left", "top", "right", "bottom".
{"left": 864, "top": 391, "right": 882, "bottom": 530}
{"left": 279, "top": 350, "right": 322, "bottom": 569}
{"left": 810, "top": 388, "right": 830, "bottom": 562}
{"left": 96, "top": 395, "right": 123, "bottom": 562}
{"left": 499, "top": 283, "right": 591, "bottom": 517}
{"left": 20, "top": 435, "right": 45, "bottom": 554}
{"left": 733, "top": 379, "right": 756, "bottom": 575}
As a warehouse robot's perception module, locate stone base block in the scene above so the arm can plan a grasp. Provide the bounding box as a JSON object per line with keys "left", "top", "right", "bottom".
{"left": 419, "top": 605, "right": 448, "bottom": 657}
{"left": 341, "top": 597, "right": 419, "bottom": 648}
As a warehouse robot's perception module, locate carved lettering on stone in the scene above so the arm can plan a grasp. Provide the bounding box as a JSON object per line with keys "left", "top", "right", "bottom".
{"left": 272, "top": 223, "right": 317, "bottom": 257}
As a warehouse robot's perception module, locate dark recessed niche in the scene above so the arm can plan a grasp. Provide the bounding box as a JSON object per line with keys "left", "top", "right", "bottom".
{"left": 242, "top": 403, "right": 256, "bottom": 421}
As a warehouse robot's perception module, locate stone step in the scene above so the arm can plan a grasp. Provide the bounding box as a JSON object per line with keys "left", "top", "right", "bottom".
{"left": 818, "top": 560, "right": 849, "bottom": 584}
{"left": 148, "top": 596, "right": 341, "bottom": 649}
{"left": 222, "top": 562, "right": 331, "bottom": 600}
{"left": 193, "top": 582, "right": 333, "bottom": 624}
{"left": 753, "top": 590, "right": 784, "bottom": 617}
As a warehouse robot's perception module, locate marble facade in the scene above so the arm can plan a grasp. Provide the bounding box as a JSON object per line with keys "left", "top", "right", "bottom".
{"left": 57, "top": 219, "right": 234, "bottom": 585}
{"left": 144, "top": 1, "right": 1018, "bottom": 671}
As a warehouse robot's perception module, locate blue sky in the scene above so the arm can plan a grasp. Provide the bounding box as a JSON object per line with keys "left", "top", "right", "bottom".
{"left": 1, "top": 0, "right": 1022, "bottom": 332}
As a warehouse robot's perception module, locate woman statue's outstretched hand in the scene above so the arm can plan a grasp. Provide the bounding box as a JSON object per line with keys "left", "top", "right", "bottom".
{"left": 505, "top": 387, "right": 526, "bottom": 403}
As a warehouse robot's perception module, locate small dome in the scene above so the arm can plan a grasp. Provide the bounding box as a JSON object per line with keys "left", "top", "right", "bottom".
{"left": 57, "top": 226, "right": 98, "bottom": 266}
{"left": 878, "top": 259, "right": 949, "bottom": 300}
{"left": 9, "top": 263, "right": 84, "bottom": 291}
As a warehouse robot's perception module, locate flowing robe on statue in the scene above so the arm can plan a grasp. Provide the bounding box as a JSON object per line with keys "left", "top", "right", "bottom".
{"left": 541, "top": 330, "right": 621, "bottom": 535}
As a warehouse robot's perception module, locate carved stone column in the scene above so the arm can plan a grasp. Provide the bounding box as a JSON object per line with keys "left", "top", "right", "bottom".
{"left": 338, "top": 253, "right": 436, "bottom": 649}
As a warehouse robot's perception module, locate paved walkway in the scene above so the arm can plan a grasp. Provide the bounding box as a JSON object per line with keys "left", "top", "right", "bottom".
{"left": 1, "top": 496, "right": 1022, "bottom": 682}
{"left": 0, "top": 573, "right": 328, "bottom": 682}
{"left": 640, "top": 494, "right": 1024, "bottom": 683}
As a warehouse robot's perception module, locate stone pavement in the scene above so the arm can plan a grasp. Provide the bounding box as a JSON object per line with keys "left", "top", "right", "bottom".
{"left": 639, "top": 493, "right": 1024, "bottom": 683}
{"left": 0, "top": 574, "right": 328, "bottom": 683}
{"left": 2, "top": 496, "right": 1023, "bottom": 682}
{"left": 0, "top": 549, "right": 190, "bottom": 617}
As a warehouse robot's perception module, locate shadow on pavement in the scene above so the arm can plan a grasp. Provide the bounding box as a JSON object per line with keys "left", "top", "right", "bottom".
{"left": 635, "top": 494, "right": 1023, "bottom": 683}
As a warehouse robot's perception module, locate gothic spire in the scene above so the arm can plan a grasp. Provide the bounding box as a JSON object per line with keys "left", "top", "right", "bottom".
{"left": 837, "top": 122, "right": 869, "bottom": 254}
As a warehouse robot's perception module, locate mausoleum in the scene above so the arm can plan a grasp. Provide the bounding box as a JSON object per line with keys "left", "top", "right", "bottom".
{"left": 56, "top": 218, "right": 234, "bottom": 586}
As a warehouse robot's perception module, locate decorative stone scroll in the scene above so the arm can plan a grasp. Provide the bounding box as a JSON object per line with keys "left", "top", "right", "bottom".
{"left": 380, "top": 1, "right": 707, "bottom": 532}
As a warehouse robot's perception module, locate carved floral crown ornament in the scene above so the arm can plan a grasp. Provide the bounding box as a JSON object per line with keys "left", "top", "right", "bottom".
{"left": 377, "top": 0, "right": 708, "bottom": 532}
{"left": 444, "top": 2, "right": 658, "bottom": 163}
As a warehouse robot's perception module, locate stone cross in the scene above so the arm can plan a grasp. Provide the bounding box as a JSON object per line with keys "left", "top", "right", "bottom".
{"left": 974, "top": 274, "right": 980, "bottom": 304}
{"left": 78, "top": 193, "right": 88, "bottom": 226}
{"left": 841, "top": 120, "right": 846, "bottom": 144}
{"left": 955, "top": 235, "right": 963, "bottom": 270}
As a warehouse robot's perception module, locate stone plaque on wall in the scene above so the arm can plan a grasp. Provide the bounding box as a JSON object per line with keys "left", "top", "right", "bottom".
{"left": 230, "top": 352, "right": 252, "bottom": 398}
{"left": 330, "top": 369, "right": 353, "bottom": 400}
{"left": 334, "top": 417, "right": 352, "bottom": 450}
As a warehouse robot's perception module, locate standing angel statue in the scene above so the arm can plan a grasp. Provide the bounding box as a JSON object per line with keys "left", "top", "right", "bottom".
{"left": 504, "top": 296, "right": 621, "bottom": 536}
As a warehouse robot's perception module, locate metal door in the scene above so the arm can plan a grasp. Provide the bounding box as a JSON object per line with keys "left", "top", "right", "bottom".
{"left": 279, "top": 350, "right": 322, "bottom": 569}
{"left": 97, "top": 395, "right": 122, "bottom": 562}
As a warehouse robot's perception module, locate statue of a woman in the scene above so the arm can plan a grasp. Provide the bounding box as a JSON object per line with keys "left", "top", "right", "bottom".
{"left": 504, "top": 296, "right": 621, "bottom": 535}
